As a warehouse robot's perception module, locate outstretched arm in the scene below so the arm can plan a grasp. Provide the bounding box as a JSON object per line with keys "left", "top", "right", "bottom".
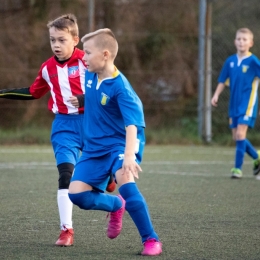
{"left": 0, "top": 87, "right": 36, "bottom": 100}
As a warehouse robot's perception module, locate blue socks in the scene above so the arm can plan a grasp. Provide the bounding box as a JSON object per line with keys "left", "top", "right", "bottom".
{"left": 235, "top": 140, "right": 246, "bottom": 169}
{"left": 69, "top": 190, "right": 121, "bottom": 212}
{"left": 69, "top": 183, "right": 159, "bottom": 243}
{"left": 235, "top": 139, "right": 258, "bottom": 169}
{"left": 119, "top": 182, "right": 159, "bottom": 243}
{"left": 245, "top": 139, "right": 258, "bottom": 160}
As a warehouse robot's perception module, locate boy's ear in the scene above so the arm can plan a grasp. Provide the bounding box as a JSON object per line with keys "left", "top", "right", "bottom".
{"left": 103, "top": 50, "right": 110, "bottom": 60}
{"left": 74, "top": 36, "right": 80, "bottom": 46}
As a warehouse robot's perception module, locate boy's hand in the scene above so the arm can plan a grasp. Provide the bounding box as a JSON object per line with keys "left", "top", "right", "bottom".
{"left": 211, "top": 95, "right": 219, "bottom": 107}
{"left": 122, "top": 155, "right": 142, "bottom": 180}
{"left": 68, "top": 96, "right": 79, "bottom": 108}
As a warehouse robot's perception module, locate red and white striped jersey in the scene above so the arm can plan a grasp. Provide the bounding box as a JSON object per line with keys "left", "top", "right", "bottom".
{"left": 29, "top": 48, "right": 86, "bottom": 114}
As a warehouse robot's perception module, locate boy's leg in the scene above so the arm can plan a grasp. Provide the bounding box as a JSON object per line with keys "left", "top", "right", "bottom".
{"left": 245, "top": 139, "right": 258, "bottom": 159}
{"left": 55, "top": 163, "right": 74, "bottom": 246}
{"left": 119, "top": 182, "right": 159, "bottom": 242}
{"left": 119, "top": 182, "right": 162, "bottom": 256}
{"left": 244, "top": 139, "right": 260, "bottom": 175}
{"left": 68, "top": 154, "right": 126, "bottom": 239}
{"left": 51, "top": 115, "right": 83, "bottom": 246}
{"left": 231, "top": 124, "right": 248, "bottom": 179}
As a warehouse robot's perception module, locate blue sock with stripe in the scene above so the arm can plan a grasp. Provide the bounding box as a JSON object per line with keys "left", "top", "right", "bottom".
{"left": 119, "top": 182, "right": 159, "bottom": 243}
{"left": 245, "top": 139, "right": 258, "bottom": 160}
{"left": 235, "top": 139, "right": 246, "bottom": 169}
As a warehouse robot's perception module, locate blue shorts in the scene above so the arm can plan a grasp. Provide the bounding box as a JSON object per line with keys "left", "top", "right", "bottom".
{"left": 229, "top": 116, "right": 256, "bottom": 129}
{"left": 71, "top": 149, "right": 141, "bottom": 192}
{"left": 51, "top": 114, "right": 84, "bottom": 166}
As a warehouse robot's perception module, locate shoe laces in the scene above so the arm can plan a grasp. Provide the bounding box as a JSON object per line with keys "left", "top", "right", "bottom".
{"left": 144, "top": 238, "right": 160, "bottom": 248}
{"left": 107, "top": 208, "right": 123, "bottom": 226}
{"left": 60, "top": 226, "right": 72, "bottom": 237}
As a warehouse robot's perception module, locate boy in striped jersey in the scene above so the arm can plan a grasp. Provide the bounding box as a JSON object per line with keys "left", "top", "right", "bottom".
{"left": 211, "top": 28, "right": 260, "bottom": 179}
{"left": 0, "top": 14, "right": 115, "bottom": 246}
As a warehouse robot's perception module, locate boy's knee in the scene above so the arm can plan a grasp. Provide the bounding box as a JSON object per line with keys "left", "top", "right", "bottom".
{"left": 57, "top": 163, "right": 74, "bottom": 189}
{"left": 235, "top": 132, "right": 245, "bottom": 140}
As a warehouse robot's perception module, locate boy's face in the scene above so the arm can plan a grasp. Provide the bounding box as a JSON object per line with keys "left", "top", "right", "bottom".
{"left": 83, "top": 38, "right": 107, "bottom": 73}
{"left": 49, "top": 27, "right": 79, "bottom": 60}
{"left": 234, "top": 32, "right": 253, "bottom": 54}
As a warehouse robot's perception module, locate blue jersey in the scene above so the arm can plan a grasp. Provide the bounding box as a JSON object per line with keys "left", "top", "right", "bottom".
{"left": 82, "top": 69, "right": 146, "bottom": 158}
{"left": 218, "top": 53, "right": 260, "bottom": 118}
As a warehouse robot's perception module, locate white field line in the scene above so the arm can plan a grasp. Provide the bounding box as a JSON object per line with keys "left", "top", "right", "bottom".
{"left": 144, "top": 149, "right": 235, "bottom": 155}
{"left": 0, "top": 149, "right": 52, "bottom": 153}
{"left": 143, "top": 170, "right": 255, "bottom": 178}
{"left": 0, "top": 160, "right": 251, "bottom": 169}
{"left": 0, "top": 148, "right": 235, "bottom": 155}
{"left": 142, "top": 161, "right": 251, "bottom": 165}
{"left": 0, "top": 164, "right": 255, "bottom": 178}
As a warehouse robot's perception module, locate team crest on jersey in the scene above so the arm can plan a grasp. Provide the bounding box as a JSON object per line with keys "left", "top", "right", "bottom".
{"left": 230, "top": 62, "right": 234, "bottom": 68}
{"left": 68, "top": 66, "right": 80, "bottom": 78}
{"left": 100, "top": 92, "right": 110, "bottom": 105}
{"left": 242, "top": 65, "right": 249, "bottom": 73}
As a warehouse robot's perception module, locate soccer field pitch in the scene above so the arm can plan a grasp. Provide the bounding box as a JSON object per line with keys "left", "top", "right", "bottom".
{"left": 0, "top": 145, "right": 260, "bottom": 260}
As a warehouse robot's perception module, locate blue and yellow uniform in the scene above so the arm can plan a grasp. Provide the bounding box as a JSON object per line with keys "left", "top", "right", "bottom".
{"left": 70, "top": 68, "right": 160, "bottom": 244}
{"left": 71, "top": 68, "right": 146, "bottom": 191}
{"left": 218, "top": 53, "right": 260, "bottom": 128}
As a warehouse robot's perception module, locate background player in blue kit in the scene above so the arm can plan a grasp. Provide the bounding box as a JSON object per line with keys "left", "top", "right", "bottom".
{"left": 211, "top": 28, "right": 260, "bottom": 179}
{"left": 68, "top": 28, "right": 162, "bottom": 256}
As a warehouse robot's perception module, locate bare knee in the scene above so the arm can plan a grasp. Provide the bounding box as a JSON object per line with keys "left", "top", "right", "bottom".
{"left": 69, "top": 181, "right": 93, "bottom": 194}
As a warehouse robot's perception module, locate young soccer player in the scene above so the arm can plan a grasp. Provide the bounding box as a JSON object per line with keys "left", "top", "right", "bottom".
{"left": 0, "top": 14, "right": 115, "bottom": 246}
{"left": 68, "top": 28, "right": 162, "bottom": 256}
{"left": 211, "top": 28, "right": 260, "bottom": 179}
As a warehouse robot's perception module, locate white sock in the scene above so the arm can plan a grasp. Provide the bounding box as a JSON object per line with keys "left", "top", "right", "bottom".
{"left": 57, "top": 189, "right": 73, "bottom": 230}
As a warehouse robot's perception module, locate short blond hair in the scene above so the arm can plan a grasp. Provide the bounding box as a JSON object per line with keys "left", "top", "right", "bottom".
{"left": 236, "top": 28, "right": 254, "bottom": 40}
{"left": 47, "top": 13, "right": 79, "bottom": 37}
{"left": 81, "top": 28, "right": 118, "bottom": 59}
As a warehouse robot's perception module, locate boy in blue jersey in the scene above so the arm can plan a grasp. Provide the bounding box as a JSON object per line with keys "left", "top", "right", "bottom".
{"left": 68, "top": 28, "right": 162, "bottom": 256}
{"left": 211, "top": 28, "right": 260, "bottom": 179}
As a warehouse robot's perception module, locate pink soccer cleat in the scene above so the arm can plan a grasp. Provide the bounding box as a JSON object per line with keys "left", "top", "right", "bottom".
{"left": 141, "top": 238, "right": 162, "bottom": 256}
{"left": 107, "top": 195, "right": 125, "bottom": 239}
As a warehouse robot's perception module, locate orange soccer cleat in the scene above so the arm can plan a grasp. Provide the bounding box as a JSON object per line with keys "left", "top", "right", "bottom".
{"left": 55, "top": 226, "right": 74, "bottom": 247}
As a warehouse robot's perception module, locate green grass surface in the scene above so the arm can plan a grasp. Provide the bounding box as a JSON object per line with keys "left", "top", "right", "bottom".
{"left": 1, "top": 145, "right": 260, "bottom": 260}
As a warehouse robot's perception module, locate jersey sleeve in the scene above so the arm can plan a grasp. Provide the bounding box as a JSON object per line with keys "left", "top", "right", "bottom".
{"left": 218, "top": 59, "right": 230, "bottom": 85}
{"left": 116, "top": 78, "right": 145, "bottom": 128}
{"left": 252, "top": 56, "right": 260, "bottom": 77}
{"left": 0, "top": 87, "right": 35, "bottom": 100}
{"left": 29, "top": 65, "right": 50, "bottom": 98}
{"left": 76, "top": 94, "right": 85, "bottom": 108}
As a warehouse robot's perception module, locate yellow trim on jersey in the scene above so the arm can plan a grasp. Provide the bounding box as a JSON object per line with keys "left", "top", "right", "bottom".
{"left": 246, "top": 77, "right": 259, "bottom": 116}
{"left": 112, "top": 66, "right": 119, "bottom": 78}
{"left": 224, "top": 78, "right": 230, "bottom": 87}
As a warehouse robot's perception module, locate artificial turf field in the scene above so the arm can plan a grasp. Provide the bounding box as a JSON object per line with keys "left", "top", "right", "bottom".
{"left": 0, "top": 145, "right": 260, "bottom": 260}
